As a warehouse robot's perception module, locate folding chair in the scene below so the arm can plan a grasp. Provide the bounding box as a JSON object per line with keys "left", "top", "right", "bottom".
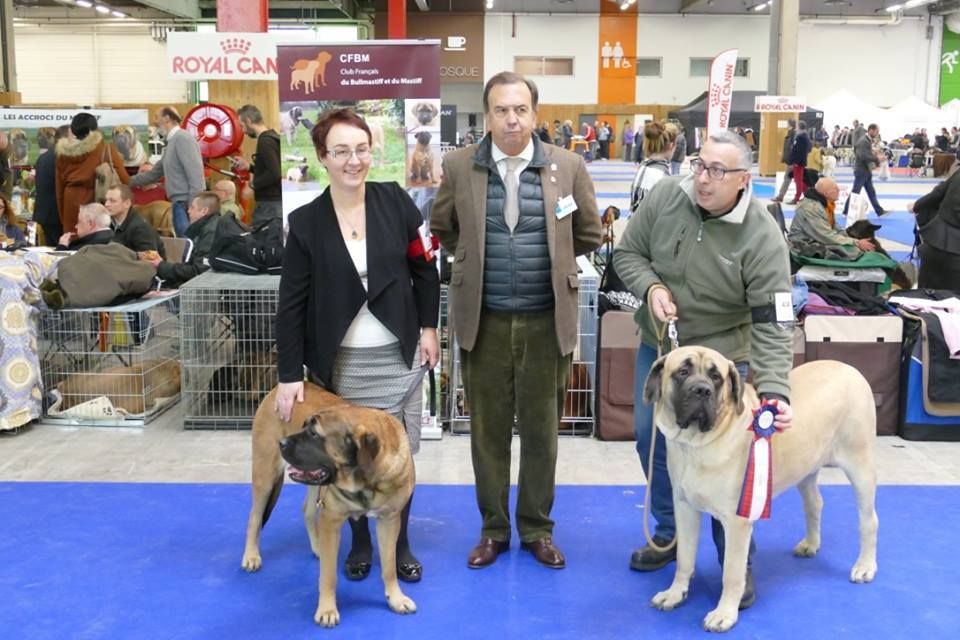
{"left": 160, "top": 236, "right": 193, "bottom": 264}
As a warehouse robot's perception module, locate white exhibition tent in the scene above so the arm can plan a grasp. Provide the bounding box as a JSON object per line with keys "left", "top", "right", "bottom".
{"left": 813, "top": 90, "right": 960, "bottom": 141}
{"left": 813, "top": 89, "right": 885, "bottom": 132}
{"left": 880, "top": 96, "right": 957, "bottom": 138}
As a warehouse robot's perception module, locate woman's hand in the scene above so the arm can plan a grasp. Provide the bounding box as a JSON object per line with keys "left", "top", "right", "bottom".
{"left": 420, "top": 328, "right": 439, "bottom": 368}
{"left": 275, "top": 381, "right": 304, "bottom": 423}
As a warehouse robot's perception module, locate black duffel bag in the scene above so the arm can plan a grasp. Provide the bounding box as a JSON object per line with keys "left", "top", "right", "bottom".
{"left": 209, "top": 214, "right": 284, "bottom": 275}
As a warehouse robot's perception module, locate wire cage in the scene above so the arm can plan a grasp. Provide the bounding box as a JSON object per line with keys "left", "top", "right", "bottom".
{"left": 445, "top": 256, "right": 599, "bottom": 436}
{"left": 180, "top": 271, "right": 280, "bottom": 430}
{"left": 38, "top": 293, "right": 182, "bottom": 427}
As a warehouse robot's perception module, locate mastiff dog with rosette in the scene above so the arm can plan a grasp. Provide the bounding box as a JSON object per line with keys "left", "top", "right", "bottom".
{"left": 241, "top": 382, "right": 416, "bottom": 627}
{"left": 642, "top": 346, "right": 878, "bottom": 632}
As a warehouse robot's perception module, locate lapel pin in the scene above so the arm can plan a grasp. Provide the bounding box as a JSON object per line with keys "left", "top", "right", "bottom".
{"left": 550, "top": 176, "right": 557, "bottom": 183}
{"left": 550, "top": 163, "right": 557, "bottom": 171}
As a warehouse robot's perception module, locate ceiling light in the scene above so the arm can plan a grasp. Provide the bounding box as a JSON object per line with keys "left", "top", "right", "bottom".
{"left": 94, "top": 4, "right": 111, "bottom": 13}
{"left": 110, "top": 9, "right": 126, "bottom": 18}
{"left": 752, "top": 2, "right": 770, "bottom": 11}
{"left": 74, "top": 0, "right": 93, "bottom": 7}
{"left": 486, "top": 0, "right": 494, "bottom": 8}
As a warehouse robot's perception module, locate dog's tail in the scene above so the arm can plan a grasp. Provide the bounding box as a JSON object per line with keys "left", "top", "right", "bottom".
{"left": 260, "top": 469, "right": 285, "bottom": 528}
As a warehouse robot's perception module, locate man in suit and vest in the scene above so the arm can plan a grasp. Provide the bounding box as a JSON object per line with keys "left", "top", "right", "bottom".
{"left": 431, "top": 71, "right": 602, "bottom": 570}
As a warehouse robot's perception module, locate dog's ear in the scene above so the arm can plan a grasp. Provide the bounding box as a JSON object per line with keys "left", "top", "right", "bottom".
{"left": 356, "top": 431, "right": 380, "bottom": 468}
{"left": 728, "top": 361, "right": 745, "bottom": 414}
{"left": 642, "top": 357, "right": 667, "bottom": 405}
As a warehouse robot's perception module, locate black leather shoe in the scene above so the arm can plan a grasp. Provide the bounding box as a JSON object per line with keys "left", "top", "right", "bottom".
{"left": 739, "top": 568, "right": 756, "bottom": 610}
{"left": 344, "top": 558, "right": 371, "bottom": 581}
{"left": 397, "top": 560, "right": 422, "bottom": 583}
{"left": 467, "top": 538, "right": 509, "bottom": 568}
{"left": 520, "top": 537, "right": 565, "bottom": 569}
{"left": 629, "top": 537, "right": 676, "bottom": 572}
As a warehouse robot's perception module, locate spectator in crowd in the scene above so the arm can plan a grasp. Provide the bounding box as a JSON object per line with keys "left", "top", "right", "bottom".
{"left": 0, "top": 195, "right": 25, "bottom": 244}
{"left": 431, "top": 71, "right": 602, "bottom": 571}
{"left": 561, "top": 120, "right": 574, "bottom": 149}
{"left": 830, "top": 125, "right": 841, "bottom": 148}
{"left": 836, "top": 126, "right": 853, "bottom": 147}
{"left": 130, "top": 162, "right": 167, "bottom": 206}
{"left": 670, "top": 123, "right": 687, "bottom": 175}
{"left": 598, "top": 121, "right": 612, "bottom": 160}
{"left": 129, "top": 106, "right": 205, "bottom": 238}
{"left": 583, "top": 121, "right": 598, "bottom": 159}
{"left": 33, "top": 125, "right": 69, "bottom": 246}
{"left": 213, "top": 179, "right": 244, "bottom": 218}
{"left": 843, "top": 123, "right": 887, "bottom": 218}
{"left": 538, "top": 122, "right": 552, "bottom": 144}
{"left": 104, "top": 184, "right": 165, "bottom": 257}
{"left": 56, "top": 202, "right": 114, "bottom": 250}
{"left": 629, "top": 121, "right": 675, "bottom": 214}
{"left": 936, "top": 128, "right": 951, "bottom": 152}
{"left": 909, "top": 164, "right": 960, "bottom": 289}
{"left": 613, "top": 130, "right": 794, "bottom": 609}
{"left": 55, "top": 112, "right": 130, "bottom": 235}
{"left": 622, "top": 120, "right": 634, "bottom": 162}
{"left": 852, "top": 119, "right": 866, "bottom": 146}
{"left": 950, "top": 126, "right": 960, "bottom": 149}
{"left": 275, "top": 108, "right": 439, "bottom": 585}
{"left": 552, "top": 119, "right": 563, "bottom": 147}
{"left": 771, "top": 119, "right": 796, "bottom": 203}
{"left": 787, "top": 121, "right": 812, "bottom": 205}
{"left": 0, "top": 131, "right": 11, "bottom": 198}
{"left": 788, "top": 177, "right": 874, "bottom": 259}
{"left": 147, "top": 191, "right": 221, "bottom": 287}
{"left": 807, "top": 140, "right": 824, "bottom": 178}
{"left": 231, "top": 104, "right": 282, "bottom": 227}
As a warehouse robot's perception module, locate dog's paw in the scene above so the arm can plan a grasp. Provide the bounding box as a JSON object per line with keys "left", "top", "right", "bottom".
{"left": 314, "top": 606, "right": 340, "bottom": 628}
{"left": 792, "top": 539, "right": 820, "bottom": 558}
{"left": 703, "top": 606, "right": 739, "bottom": 633}
{"left": 651, "top": 587, "right": 688, "bottom": 611}
{"left": 387, "top": 592, "right": 417, "bottom": 615}
{"left": 241, "top": 551, "right": 262, "bottom": 572}
{"left": 849, "top": 560, "right": 877, "bottom": 583}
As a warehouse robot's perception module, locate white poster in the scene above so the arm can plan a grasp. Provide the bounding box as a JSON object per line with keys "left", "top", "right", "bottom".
{"left": 706, "top": 48, "right": 738, "bottom": 136}
{"left": 167, "top": 32, "right": 278, "bottom": 80}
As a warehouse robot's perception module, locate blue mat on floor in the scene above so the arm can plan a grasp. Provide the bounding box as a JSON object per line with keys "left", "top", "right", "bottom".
{"left": 1, "top": 483, "right": 956, "bottom": 639}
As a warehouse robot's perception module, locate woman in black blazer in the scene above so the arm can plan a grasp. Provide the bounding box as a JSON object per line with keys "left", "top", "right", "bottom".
{"left": 276, "top": 108, "right": 440, "bottom": 584}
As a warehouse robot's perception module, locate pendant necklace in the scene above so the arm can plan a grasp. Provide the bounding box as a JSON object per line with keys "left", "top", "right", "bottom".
{"left": 337, "top": 211, "right": 362, "bottom": 239}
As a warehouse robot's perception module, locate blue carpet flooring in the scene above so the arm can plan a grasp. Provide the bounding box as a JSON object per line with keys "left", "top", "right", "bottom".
{"left": 1, "top": 483, "right": 956, "bottom": 639}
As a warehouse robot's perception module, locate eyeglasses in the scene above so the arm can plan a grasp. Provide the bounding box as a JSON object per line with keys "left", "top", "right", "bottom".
{"left": 326, "top": 146, "right": 372, "bottom": 162}
{"left": 690, "top": 158, "right": 748, "bottom": 181}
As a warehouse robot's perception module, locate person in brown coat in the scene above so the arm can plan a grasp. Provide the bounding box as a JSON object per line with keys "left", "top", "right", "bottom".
{"left": 55, "top": 112, "right": 129, "bottom": 234}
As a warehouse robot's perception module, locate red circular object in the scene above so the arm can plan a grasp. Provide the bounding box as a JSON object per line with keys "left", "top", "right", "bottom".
{"left": 183, "top": 103, "right": 243, "bottom": 159}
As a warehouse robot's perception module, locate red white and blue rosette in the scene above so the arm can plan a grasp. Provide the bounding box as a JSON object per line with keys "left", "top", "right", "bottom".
{"left": 736, "top": 401, "right": 780, "bottom": 521}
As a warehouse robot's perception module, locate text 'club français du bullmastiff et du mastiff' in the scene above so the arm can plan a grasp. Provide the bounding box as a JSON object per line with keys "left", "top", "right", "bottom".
{"left": 241, "top": 382, "right": 416, "bottom": 628}
{"left": 642, "top": 346, "right": 878, "bottom": 633}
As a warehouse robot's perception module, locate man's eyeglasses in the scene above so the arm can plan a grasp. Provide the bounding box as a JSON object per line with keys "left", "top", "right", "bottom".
{"left": 690, "top": 158, "right": 748, "bottom": 181}
{"left": 326, "top": 146, "right": 372, "bottom": 162}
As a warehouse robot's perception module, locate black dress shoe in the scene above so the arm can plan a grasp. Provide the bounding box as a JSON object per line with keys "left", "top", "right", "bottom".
{"left": 629, "top": 537, "right": 676, "bottom": 571}
{"left": 467, "top": 538, "right": 509, "bottom": 568}
{"left": 397, "top": 560, "right": 422, "bottom": 583}
{"left": 344, "top": 558, "right": 371, "bottom": 581}
{"left": 739, "top": 568, "right": 756, "bottom": 610}
{"left": 520, "top": 537, "right": 565, "bottom": 569}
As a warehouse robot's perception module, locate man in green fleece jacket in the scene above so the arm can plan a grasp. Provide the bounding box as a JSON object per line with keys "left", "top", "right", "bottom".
{"left": 613, "top": 129, "right": 794, "bottom": 610}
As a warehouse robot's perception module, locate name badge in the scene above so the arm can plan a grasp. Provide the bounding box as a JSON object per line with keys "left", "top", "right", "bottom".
{"left": 555, "top": 195, "right": 577, "bottom": 219}
{"left": 773, "top": 292, "right": 793, "bottom": 322}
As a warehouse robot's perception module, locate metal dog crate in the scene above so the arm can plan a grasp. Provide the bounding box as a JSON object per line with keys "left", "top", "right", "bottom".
{"left": 180, "top": 271, "right": 279, "bottom": 430}
{"left": 445, "top": 256, "right": 599, "bottom": 436}
{"left": 38, "top": 293, "right": 181, "bottom": 427}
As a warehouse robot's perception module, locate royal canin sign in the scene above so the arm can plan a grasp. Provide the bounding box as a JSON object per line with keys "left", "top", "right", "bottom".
{"left": 754, "top": 96, "right": 808, "bottom": 113}
{"left": 167, "top": 32, "right": 279, "bottom": 80}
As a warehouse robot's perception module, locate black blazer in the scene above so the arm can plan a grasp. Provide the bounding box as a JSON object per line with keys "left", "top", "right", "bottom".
{"left": 276, "top": 181, "right": 440, "bottom": 385}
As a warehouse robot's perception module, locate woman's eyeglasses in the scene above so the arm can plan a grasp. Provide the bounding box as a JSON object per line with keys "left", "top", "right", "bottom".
{"left": 326, "top": 146, "right": 372, "bottom": 162}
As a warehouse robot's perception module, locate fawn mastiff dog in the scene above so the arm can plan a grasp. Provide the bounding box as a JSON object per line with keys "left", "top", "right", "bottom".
{"left": 241, "top": 382, "right": 416, "bottom": 627}
{"left": 642, "top": 346, "right": 878, "bottom": 632}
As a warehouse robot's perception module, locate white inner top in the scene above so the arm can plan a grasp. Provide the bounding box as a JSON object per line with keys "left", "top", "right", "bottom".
{"left": 341, "top": 238, "right": 398, "bottom": 348}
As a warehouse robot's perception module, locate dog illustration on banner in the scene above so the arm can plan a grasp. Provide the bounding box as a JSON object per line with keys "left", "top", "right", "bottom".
{"left": 112, "top": 125, "right": 148, "bottom": 166}
{"left": 290, "top": 51, "right": 333, "bottom": 95}
{"left": 408, "top": 131, "right": 436, "bottom": 187}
